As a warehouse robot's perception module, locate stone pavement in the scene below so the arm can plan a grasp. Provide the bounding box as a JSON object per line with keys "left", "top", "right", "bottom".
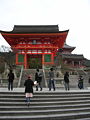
{"left": 0, "top": 87, "right": 90, "bottom": 93}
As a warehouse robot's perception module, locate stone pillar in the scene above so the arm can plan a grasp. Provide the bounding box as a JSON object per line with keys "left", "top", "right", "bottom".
{"left": 79, "top": 61, "right": 81, "bottom": 67}
{"left": 72, "top": 61, "right": 74, "bottom": 67}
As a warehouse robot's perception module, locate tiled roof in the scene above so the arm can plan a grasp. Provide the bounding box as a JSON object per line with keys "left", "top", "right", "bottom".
{"left": 83, "top": 60, "right": 90, "bottom": 67}
{"left": 62, "top": 54, "right": 84, "bottom": 59}
{"left": 0, "top": 25, "right": 69, "bottom": 33}
{"left": 63, "top": 43, "right": 75, "bottom": 49}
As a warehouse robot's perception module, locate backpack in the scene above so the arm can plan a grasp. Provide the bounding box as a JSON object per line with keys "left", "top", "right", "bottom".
{"left": 8, "top": 73, "right": 14, "bottom": 81}
{"left": 38, "top": 72, "right": 43, "bottom": 77}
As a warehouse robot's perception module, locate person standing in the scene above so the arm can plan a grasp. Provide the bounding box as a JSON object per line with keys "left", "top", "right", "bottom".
{"left": 78, "top": 75, "right": 84, "bottom": 89}
{"left": 35, "top": 69, "right": 43, "bottom": 91}
{"left": 64, "top": 72, "right": 70, "bottom": 91}
{"left": 24, "top": 75, "right": 34, "bottom": 106}
{"left": 8, "top": 69, "right": 14, "bottom": 91}
{"left": 48, "top": 68, "right": 56, "bottom": 91}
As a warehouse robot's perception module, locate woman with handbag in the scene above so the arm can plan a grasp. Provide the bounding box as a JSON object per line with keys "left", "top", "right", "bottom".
{"left": 35, "top": 69, "right": 43, "bottom": 91}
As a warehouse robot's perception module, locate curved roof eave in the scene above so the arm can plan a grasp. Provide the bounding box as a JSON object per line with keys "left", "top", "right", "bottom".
{"left": 0, "top": 25, "right": 69, "bottom": 34}
{"left": 0, "top": 30, "right": 69, "bottom": 34}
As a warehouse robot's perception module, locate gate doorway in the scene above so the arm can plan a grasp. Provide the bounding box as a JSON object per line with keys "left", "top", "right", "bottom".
{"left": 27, "top": 54, "right": 42, "bottom": 69}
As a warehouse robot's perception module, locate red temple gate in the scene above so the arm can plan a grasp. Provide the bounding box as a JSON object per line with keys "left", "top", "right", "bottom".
{"left": 0, "top": 25, "right": 69, "bottom": 69}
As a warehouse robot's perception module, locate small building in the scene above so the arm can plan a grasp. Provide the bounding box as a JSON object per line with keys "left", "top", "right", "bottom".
{"left": 62, "top": 43, "right": 85, "bottom": 68}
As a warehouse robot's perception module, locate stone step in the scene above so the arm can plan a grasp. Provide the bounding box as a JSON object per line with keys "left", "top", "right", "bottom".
{"left": 0, "top": 103, "right": 90, "bottom": 111}
{"left": 0, "top": 107, "right": 90, "bottom": 116}
{"left": 1, "top": 91, "right": 90, "bottom": 95}
{"left": 0, "top": 90, "right": 90, "bottom": 119}
{"left": 0, "top": 112, "right": 90, "bottom": 120}
{"left": 0, "top": 99, "right": 90, "bottom": 106}
{"left": 0, "top": 96, "right": 90, "bottom": 102}
{"left": 76, "top": 118, "right": 90, "bottom": 120}
{"left": 1, "top": 92, "right": 90, "bottom": 95}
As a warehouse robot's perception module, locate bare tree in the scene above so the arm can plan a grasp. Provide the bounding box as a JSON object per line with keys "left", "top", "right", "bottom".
{"left": 0, "top": 56, "right": 5, "bottom": 74}
{"left": 0, "top": 51, "right": 16, "bottom": 69}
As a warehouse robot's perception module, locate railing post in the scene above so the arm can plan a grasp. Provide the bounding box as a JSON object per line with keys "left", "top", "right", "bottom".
{"left": 18, "top": 66, "right": 23, "bottom": 87}
{"left": 42, "top": 64, "right": 48, "bottom": 87}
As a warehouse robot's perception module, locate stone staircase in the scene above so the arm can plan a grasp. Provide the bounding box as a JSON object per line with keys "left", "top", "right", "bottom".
{"left": 18, "top": 67, "right": 90, "bottom": 89}
{"left": 20, "top": 69, "right": 45, "bottom": 88}
{"left": 20, "top": 69, "right": 36, "bottom": 87}
{"left": 44, "top": 68, "right": 64, "bottom": 88}
{"left": 0, "top": 90, "right": 90, "bottom": 119}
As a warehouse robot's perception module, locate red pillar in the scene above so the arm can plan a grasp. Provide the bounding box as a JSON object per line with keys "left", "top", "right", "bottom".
{"left": 24, "top": 53, "right": 27, "bottom": 69}
{"left": 16, "top": 53, "right": 18, "bottom": 65}
{"left": 42, "top": 54, "right": 44, "bottom": 65}
{"left": 51, "top": 53, "right": 54, "bottom": 64}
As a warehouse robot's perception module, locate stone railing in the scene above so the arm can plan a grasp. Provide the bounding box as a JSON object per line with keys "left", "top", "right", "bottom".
{"left": 0, "top": 79, "right": 8, "bottom": 87}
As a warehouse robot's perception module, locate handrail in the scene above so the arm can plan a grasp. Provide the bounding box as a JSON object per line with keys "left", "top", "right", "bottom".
{"left": 0, "top": 79, "right": 8, "bottom": 87}
{"left": 42, "top": 65, "right": 48, "bottom": 87}
{"left": 17, "top": 66, "right": 23, "bottom": 87}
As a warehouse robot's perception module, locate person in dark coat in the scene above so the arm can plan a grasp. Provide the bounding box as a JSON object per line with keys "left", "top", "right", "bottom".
{"left": 35, "top": 69, "right": 43, "bottom": 91}
{"left": 64, "top": 72, "right": 70, "bottom": 91}
{"left": 8, "top": 69, "right": 14, "bottom": 91}
{"left": 48, "top": 68, "right": 56, "bottom": 91}
{"left": 78, "top": 75, "right": 84, "bottom": 89}
{"left": 24, "top": 75, "right": 34, "bottom": 106}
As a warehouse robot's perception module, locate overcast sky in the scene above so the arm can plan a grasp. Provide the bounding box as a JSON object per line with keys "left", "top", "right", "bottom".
{"left": 0, "top": 0, "right": 90, "bottom": 59}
